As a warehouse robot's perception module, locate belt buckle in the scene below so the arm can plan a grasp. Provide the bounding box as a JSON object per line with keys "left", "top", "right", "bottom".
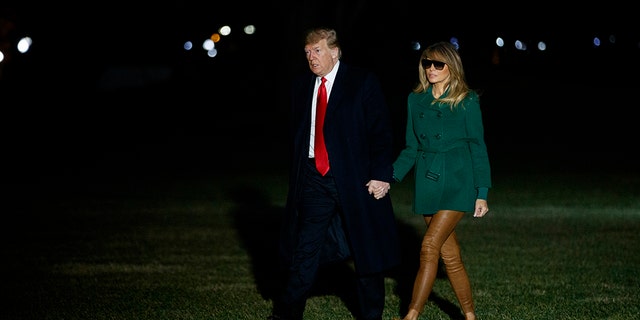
{"left": 426, "top": 171, "right": 440, "bottom": 181}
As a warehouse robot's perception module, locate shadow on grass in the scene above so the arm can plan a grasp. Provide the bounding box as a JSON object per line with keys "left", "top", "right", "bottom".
{"left": 228, "top": 184, "right": 465, "bottom": 319}
{"left": 226, "top": 185, "right": 284, "bottom": 300}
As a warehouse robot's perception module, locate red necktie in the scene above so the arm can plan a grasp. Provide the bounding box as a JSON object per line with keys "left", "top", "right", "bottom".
{"left": 315, "top": 77, "right": 330, "bottom": 176}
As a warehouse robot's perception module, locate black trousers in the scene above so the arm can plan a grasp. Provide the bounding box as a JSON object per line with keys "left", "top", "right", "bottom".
{"left": 274, "top": 158, "right": 385, "bottom": 320}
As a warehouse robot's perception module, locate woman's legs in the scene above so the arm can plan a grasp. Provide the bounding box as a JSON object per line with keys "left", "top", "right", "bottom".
{"left": 402, "top": 210, "right": 466, "bottom": 320}
{"left": 441, "top": 227, "right": 476, "bottom": 320}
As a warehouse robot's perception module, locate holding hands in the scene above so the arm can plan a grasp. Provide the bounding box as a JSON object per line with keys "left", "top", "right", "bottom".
{"left": 366, "top": 180, "right": 390, "bottom": 200}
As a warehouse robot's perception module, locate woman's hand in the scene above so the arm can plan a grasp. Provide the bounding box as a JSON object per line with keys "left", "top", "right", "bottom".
{"left": 366, "top": 180, "right": 390, "bottom": 200}
{"left": 474, "top": 199, "right": 489, "bottom": 217}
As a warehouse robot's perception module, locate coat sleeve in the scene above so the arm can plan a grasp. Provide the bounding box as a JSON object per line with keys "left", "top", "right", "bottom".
{"left": 464, "top": 92, "right": 492, "bottom": 193}
{"left": 363, "top": 72, "right": 395, "bottom": 182}
{"left": 392, "top": 93, "right": 419, "bottom": 182}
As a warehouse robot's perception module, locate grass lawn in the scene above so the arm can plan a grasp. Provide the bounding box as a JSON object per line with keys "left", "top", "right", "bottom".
{"left": 2, "top": 155, "right": 639, "bottom": 320}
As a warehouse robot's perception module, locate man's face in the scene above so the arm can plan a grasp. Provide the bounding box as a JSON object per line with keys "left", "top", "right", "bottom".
{"left": 304, "top": 39, "right": 337, "bottom": 77}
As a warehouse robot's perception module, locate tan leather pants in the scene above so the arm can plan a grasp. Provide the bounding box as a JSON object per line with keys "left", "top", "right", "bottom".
{"left": 407, "top": 210, "right": 475, "bottom": 316}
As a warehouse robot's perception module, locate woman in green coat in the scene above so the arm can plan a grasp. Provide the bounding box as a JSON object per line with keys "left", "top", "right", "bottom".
{"left": 392, "top": 41, "right": 492, "bottom": 320}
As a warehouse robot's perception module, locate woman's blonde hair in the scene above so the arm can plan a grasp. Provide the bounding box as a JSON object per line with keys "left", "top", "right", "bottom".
{"left": 413, "top": 41, "right": 471, "bottom": 109}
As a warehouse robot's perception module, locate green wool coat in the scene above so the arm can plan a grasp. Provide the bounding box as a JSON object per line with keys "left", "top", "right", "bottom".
{"left": 393, "top": 87, "right": 492, "bottom": 215}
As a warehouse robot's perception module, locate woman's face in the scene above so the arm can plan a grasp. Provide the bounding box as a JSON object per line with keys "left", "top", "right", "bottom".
{"left": 422, "top": 56, "right": 450, "bottom": 85}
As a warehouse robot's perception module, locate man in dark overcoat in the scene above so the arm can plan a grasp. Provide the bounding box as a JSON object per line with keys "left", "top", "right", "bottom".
{"left": 270, "top": 27, "right": 400, "bottom": 320}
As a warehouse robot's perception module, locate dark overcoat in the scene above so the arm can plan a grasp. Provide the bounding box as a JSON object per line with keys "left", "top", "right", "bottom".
{"left": 279, "top": 62, "right": 401, "bottom": 276}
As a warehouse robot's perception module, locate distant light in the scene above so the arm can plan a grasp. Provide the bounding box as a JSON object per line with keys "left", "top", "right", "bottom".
{"left": 207, "top": 48, "right": 218, "bottom": 58}
{"left": 449, "top": 37, "right": 460, "bottom": 50}
{"left": 537, "top": 41, "right": 547, "bottom": 51}
{"left": 0, "top": 51, "right": 4, "bottom": 63}
{"left": 183, "top": 41, "right": 193, "bottom": 51}
{"left": 17, "top": 37, "right": 32, "bottom": 53}
{"left": 515, "top": 40, "right": 527, "bottom": 51}
{"left": 244, "top": 25, "right": 256, "bottom": 35}
{"left": 219, "top": 26, "right": 231, "bottom": 36}
{"left": 411, "top": 41, "right": 421, "bottom": 51}
{"left": 210, "top": 33, "right": 221, "bottom": 43}
{"left": 202, "top": 39, "right": 215, "bottom": 51}
{"left": 593, "top": 37, "right": 601, "bottom": 47}
{"left": 496, "top": 37, "right": 505, "bottom": 48}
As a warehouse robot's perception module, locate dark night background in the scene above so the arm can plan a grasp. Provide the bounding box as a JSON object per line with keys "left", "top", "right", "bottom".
{"left": 1, "top": 3, "right": 639, "bottom": 187}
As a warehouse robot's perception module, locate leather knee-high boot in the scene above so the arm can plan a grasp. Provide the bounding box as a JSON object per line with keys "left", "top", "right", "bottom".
{"left": 406, "top": 211, "right": 465, "bottom": 315}
{"left": 406, "top": 239, "right": 439, "bottom": 314}
{"left": 441, "top": 231, "right": 475, "bottom": 316}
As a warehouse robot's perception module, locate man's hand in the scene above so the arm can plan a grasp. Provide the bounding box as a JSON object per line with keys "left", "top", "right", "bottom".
{"left": 366, "top": 180, "right": 390, "bottom": 200}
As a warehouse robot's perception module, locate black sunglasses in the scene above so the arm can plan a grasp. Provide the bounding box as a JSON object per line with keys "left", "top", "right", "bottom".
{"left": 421, "top": 59, "right": 446, "bottom": 70}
